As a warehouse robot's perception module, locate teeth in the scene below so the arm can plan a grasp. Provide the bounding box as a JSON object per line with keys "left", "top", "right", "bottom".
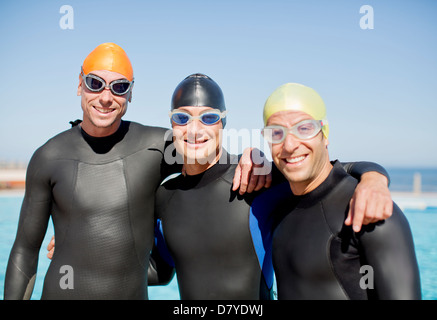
{"left": 286, "top": 155, "right": 305, "bottom": 163}
{"left": 95, "top": 107, "right": 114, "bottom": 114}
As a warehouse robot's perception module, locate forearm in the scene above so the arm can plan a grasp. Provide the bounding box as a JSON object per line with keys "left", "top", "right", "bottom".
{"left": 4, "top": 245, "right": 40, "bottom": 299}
{"left": 148, "top": 251, "right": 175, "bottom": 286}
{"left": 4, "top": 200, "right": 50, "bottom": 299}
{"left": 341, "top": 161, "right": 390, "bottom": 186}
{"left": 149, "top": 219, "right": 176, "bottom": 286}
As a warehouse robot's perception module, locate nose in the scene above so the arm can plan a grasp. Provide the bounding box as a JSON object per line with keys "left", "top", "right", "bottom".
{"left": 99, "top": 87, "right": 114, "bottom": 106}
{"left": 186, "top": 119, "right": 204, "bottom": 140}
{"left": 281, "top": 133, "right": 300, "bottom": 155}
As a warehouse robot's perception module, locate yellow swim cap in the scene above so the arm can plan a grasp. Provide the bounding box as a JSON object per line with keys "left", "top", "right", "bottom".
{"left": 82, "top": 42, "right": 134, "bottom": 81}
{"left": 263, "top": 83, "right": 329, "bottom": 138}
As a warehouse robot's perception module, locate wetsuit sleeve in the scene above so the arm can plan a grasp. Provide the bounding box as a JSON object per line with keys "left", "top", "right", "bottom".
{"left": 149, "top": 182, "right": 176, "bottom": 286}
{"left": 358, "top": 203, "right": 421, "bottom": 299}
{"left": 148, "top": 219, "right": 176, "bottom": 286}
{"left": 4, "top": 148, "right": 52, "bottom": 299}
{"left": 341, "top": 162, "right": 390, "bottom": 186}
{"left": 148, "top": 241, "right": 176, "bottom": 286}
{"left": 159, "top": 135, "right": 183, "bottom": 181}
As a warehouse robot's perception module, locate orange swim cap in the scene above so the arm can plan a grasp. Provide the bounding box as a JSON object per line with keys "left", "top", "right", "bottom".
{"left": 82, "top": 42, "right": 134, "bottom": 81}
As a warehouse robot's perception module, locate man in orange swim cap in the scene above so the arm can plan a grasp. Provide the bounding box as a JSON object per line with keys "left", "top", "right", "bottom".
{"left": 78, "top": 42, "right": 134, "bottom": 137}
{"left": 5, "top": 42, "right": 174, "bottom": 299}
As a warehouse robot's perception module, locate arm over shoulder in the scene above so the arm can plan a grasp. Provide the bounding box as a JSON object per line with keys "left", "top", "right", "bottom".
{"left": 341, "top": 161, "right": 390, "bottom": 185}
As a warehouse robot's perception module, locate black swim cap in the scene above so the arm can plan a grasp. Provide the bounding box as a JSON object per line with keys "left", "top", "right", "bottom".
{"left": 171, "top": 73, "right": 226, "bottom": 127}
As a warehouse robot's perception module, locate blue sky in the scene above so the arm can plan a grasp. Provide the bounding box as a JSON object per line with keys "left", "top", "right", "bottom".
{"left": 1, "top": 0, "right": 436, "bottom": 167}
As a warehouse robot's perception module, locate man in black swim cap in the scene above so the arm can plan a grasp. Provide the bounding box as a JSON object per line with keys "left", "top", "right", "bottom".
{"left": 170, "top": 74, "right": 228, "bottom": 171}
{"left": 150, "top": 73, "right": 394, "bottom": 299}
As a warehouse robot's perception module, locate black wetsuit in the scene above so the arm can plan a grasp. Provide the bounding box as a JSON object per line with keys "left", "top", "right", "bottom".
{"left": 154, "top": 151, "right": 272, "bottom": 299}
{"left": 271, "top": 161, "right": 421, "bottom": 300}
{"left": 153, "top": 151, "right": 391, "bottom": 300}
{"left": 5, "top": 121, "right": 172, "bottom": 299}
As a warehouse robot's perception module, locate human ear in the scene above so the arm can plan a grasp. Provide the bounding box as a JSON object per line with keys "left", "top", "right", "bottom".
{"left": 77, "top": 74, "right": 83, "bottom": 96}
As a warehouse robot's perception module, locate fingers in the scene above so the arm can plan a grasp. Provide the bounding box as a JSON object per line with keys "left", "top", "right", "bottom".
{"left": 383, "top": 200, "right": 393, "bottom": 220}
{"left": 47, "top": 236, "right": 55, "bottom": 250}
{"left": 47, "top": 236, "right": 55, "bottom": 260}
{"left": 246, "top": 173, "right": 264, "bottom": 194}
{"left": 246, "top": 174, "right": 257, "bottom": 194}
{"left": 345, "top": 200, "right": 353, "bottom": 226}
{"left": 234, "top": 148, "right": 253, "bottom": 194}
{"left": 346, "top": 174, "right": 394, "bottom": 232}
{"left": 254, "top": 174, "right": 266, "bottom": 192}
{"left": 234, "top": 147, "right": 272, "bottom": 194}
{"left": 232, "top": 164, "right": 242, "bottom": 191}
{"left": 235, "top": 164, "right": 272, "bottom": 194}
{"left": 264, "top": 172, "right": 272, "bottom": 189}
{"left": 361, "top": 194, "right": 378, "bottom": 225}
{"left": 238, "top": 164, "right": 251, "bottom": 195}
{"left": 351, "top": 194, "right": 366, "bottom": 232}
{"left": 361, "top": 192, "right": 393, "bottom": 224}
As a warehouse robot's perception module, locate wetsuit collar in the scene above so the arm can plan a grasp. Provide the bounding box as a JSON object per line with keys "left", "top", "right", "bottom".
{"left": 80, "top": 120, "right": 130, "bottom": 154}
{"left": 179, "top": 149, "right": 234, "bottom": 189}
{"left": 292, "top": 160, "right": 350, "bottom": 209}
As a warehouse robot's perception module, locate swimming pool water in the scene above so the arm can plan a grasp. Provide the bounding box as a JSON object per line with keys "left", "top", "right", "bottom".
{"left": 1, "top": 195, "right": 436, "bottom": 300}
{"left": 403, "top": 207, "right": 437, "bottom": 300}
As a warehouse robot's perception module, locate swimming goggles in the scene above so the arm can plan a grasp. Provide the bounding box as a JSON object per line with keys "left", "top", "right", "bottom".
{"left": 169, "top": 110, "right": 227, "bottom": 126}
{"left": 262, "top": 119, "right": 324, "bottom": 144}
{"left": 81, "top": 67, "right": 134, "bottom": 96}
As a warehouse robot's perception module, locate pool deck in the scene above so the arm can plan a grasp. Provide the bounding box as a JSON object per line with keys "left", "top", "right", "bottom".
{"left": 392, "top": 192, "right": 437, "bottom": 210}
{"left": 0, "top": 169, "right": 26, "bottom": 190}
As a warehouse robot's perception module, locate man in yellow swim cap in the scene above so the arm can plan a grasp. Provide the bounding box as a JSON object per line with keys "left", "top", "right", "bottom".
{"left": 263, "top": 83, "right": 393, "bottom": 230}
{"left": 262, "top": 83, "right": 331, "bottom": 195}
{"left": 262, "top": 83, "right": 421, "bottom": 299}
